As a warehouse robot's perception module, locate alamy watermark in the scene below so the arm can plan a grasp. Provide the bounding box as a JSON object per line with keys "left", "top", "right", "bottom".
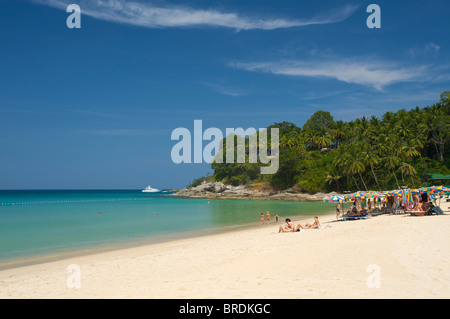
{"left": 366, "top": 4, "right": 381, "bottom": 29}
{"left": 66, "top": 264, "right": 81, "bottom": 289}
{"left": 170, "top": 120, "right": 279, "bottom": 174}
{"left": 66, "top": 4, "right": 81, "bottom": 29}
{"left": 366, "top": 264, "right": 381, "bottom": 288}
{"left": 65, "top": 4, "right": 381, "bottom": 30}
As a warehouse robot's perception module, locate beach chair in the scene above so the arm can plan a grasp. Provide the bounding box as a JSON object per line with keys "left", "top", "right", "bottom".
{"left": 341, "top": 213, "right": 370, "bottom": 221}
{"left": 370, "top": 208, "right": 381, "bottom": 216}
{"left": 406, "top": 210, "right": 427, "bottom": 216}
{"left": 430, "top": 205, "right": 444, "bottom": 215}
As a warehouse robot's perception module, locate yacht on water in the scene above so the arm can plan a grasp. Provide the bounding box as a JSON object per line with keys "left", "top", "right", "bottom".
{"left": 141, "top": 185, "right": 161, "bottom": 193}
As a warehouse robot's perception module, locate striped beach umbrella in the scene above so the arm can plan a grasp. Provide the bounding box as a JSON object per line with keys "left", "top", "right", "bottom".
{"left": 368, "top": 191, "right": 385, "bottom": 198}
{"left": 419, "top": 186, "right": 434, "bottom": 193}
{"left": 323, "top": 195, "right": 345, "bottom": 202}
{"left": 433, "top": 185, "right": 450, "bottom": 193}
{"left": 382, "top": 190, "right": 396, "bottom": 196}
{"left": 345, "top": 191, "right": 371, "bottom": 200}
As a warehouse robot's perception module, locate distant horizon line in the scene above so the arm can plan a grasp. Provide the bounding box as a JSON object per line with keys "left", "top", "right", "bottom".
{"left": 0, "top": 188, "right": 180, "bottom": 191}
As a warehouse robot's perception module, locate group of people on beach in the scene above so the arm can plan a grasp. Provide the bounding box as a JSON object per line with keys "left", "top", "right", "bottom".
{"left": 278, "top": 216, "right": 321, "bottom": 232}
{"left": 335, "top": 191, "right": 435, "bottom": 219}
{"left": 337, "top": 200, "right": 367, "bottom": 218}
{"left": 412, "top": 192, "right": 433, "bottom": 212}
{"left": 260, "top": 211, "right": 279, "bottom": 225}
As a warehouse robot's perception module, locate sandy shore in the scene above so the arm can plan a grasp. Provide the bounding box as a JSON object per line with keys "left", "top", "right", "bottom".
{"left": 1, "top": 202, "right": 449, "bottom": 299}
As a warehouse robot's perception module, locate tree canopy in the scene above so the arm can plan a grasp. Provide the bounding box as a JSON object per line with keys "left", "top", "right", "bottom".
{"left": 194, "top": 92, "right": 450, "bottom": 193}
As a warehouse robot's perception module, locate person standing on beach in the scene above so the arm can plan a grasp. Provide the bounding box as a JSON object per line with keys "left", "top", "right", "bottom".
{"left": 266, "top": 211, "right": 271, "bottom": 224}
{"left": 336, "top": 202, "right": 341, "bottom": 219}
{"left": 275, "top": 214, "right": 279, "bottom": 223}
{"left": 260, "top": 213, "right": 264, "bottom": 226}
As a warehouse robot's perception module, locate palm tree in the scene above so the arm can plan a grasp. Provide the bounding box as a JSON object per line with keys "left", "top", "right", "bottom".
{"left": 333, "top": 146, "right": 356, "bottom": 190}
{"left": 326, "top": 169, "right": 342, "bottom": 192}
{"left": 303, "top": 131, "right": 318, "bottom": 150}
{"left": 400, "top": 162, "right": 417, "bottom": 188}
{"left": 384, "top": 150, "right": 401, "bottom": 189}
{"left": 345, "top": 144, "right": 368, "bottom": 191}
{"left": 331, "top": 120, "right": 346, "bottom": 148}
{"left": 361, "top": 144, "right": 381, "bottom": 190}
{"left": 317, "top": 134, "right": 331, "bottom": 149}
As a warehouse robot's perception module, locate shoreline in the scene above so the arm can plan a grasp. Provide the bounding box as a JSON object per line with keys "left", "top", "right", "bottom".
{"left": 1, "top": 204, "right": 449, "bottom": 298}
{"left": 0, "top": 208, "right": 330, "bottom": 271}
{"left": 0, "top": 220, "right": 264, "bottom": 271}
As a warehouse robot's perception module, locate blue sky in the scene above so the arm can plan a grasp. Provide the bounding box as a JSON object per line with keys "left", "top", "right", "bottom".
{"left": 0, "top": 0, "right": 449, "bottom": 189}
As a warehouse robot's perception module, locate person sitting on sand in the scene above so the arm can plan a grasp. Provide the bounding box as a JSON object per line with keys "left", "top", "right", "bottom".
{"left": 278, "top": 218, "right": 299, "bottom": 233}
{"left": 301, "top": 216, "right": 321, "bottom": 229}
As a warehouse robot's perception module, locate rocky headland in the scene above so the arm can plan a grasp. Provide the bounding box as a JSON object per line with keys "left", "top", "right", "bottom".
{"left": 169, "top": 181, "right": 342, "bottom": 202}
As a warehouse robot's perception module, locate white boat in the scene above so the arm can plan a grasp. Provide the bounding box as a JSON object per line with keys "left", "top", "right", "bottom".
{"left": 142, "top": 185, "right": 160, "bottom": 193}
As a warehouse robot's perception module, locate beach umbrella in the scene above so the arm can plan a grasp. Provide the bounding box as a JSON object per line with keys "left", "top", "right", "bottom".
{"left": 324, "top": 195, "right": 346, "bottom": 219}
{"left": 419, "top": 186, "right": 434, "bottom": 193}
{"left": 344, "top": 191, "right": 372, "bottom": 210}
{"left": 345, "top": 191, "right": 371, "bottom": 200}
{"left": 433, "top": 185, "right": 450, "bottom": 193}
{"left": 433, "top": 186, "right": 450, "bottom": 207}
{"left": 382, "top": 190, "right": 396, "bottom": 196}
{"left": 368, "top": 191, "right": 385, "bottom": 198}
{"left": 390, "top": 189, "right": 403, "bottom": 196}
{"left": 323, "top": 195, "right": 345, "bottom": 202}
{"left": 401, "top": 189, "right": 409, "bottom": 207}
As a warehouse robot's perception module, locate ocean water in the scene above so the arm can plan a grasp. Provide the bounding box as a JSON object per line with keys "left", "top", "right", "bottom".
{"left": 0, "top": 190, "right": 334, "bottom": 268}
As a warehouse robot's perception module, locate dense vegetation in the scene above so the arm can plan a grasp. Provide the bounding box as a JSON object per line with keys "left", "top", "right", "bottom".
{"left": 192, "top": 91, "right": 450, "bottom": 193}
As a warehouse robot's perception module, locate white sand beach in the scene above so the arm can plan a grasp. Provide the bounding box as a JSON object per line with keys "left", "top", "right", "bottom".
{"left": 1, "top": 202, "right": 449, "bottom": 299}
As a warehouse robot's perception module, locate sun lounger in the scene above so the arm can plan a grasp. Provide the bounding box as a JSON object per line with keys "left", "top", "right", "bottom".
{"left": 407, "top": 206, "right": 443, "bottom": 216}
{"left": 341, "top": 213, "right": 370, "bottom": 221}
{"left": 394, "top": 208, "right": 406, "bottom": 215}
{"left": 430, "top": 206, "right": 444, "bottom": 215}
{"left": 370, "top": 210, "right": 382, "bottom": 216}
{"left": 406, "top": 210, "right": 429, "bottom": 216}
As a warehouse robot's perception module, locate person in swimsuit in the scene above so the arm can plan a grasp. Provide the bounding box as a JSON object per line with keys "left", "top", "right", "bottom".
{"left": 260, "top": 213, "right": 264, "bottom": 226}
{"left": 266, "top": 211, "right": 271, "bottom": 224}
{"left": 300, "top": 216, "right": 321, "bottom": 229}
{"left": 278, "top": 218, "right": 299, "bottom": 233}
{"left": 336, "top": 202, "right": 341, "bottom": 219}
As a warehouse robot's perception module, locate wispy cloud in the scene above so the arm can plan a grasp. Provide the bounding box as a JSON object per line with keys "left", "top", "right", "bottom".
{"left": 231, "top": 58, "right": 432, "bottom": 90}
{"left": 34, "top": 0, "right": 358, "bottom": 30}
{"left": 198, "top": 81, "right": 244, "bottom": 97}
{"left": 408, "top": 42, "right": 441, "bottom": 58}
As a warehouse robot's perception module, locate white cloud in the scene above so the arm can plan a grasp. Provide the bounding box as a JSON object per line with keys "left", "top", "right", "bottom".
{"left": 198, "top": 82, "right": 244, "bottom": 97}
{"left": 34, "top": 0, "right": 358, "bottom": 30}
{"left": 232, "top": 59, "right": 431, "bottom": 90}
{"left": 409, "top": 42, "right": 441, "bottom": 58}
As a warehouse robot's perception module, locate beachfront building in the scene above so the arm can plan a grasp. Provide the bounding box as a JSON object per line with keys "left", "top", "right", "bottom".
{"left": 421, "top": 174, "right": 450, "bottom": 187}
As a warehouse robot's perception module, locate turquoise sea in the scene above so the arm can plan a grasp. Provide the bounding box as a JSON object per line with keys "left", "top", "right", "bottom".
{"left": 0, "top": 190, "right": 334, "bottom": 269}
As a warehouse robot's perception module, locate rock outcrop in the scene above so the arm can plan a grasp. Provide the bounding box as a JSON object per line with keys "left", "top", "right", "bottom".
{"left": 170, "top": 182, "right": 342, "bottom": 202}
